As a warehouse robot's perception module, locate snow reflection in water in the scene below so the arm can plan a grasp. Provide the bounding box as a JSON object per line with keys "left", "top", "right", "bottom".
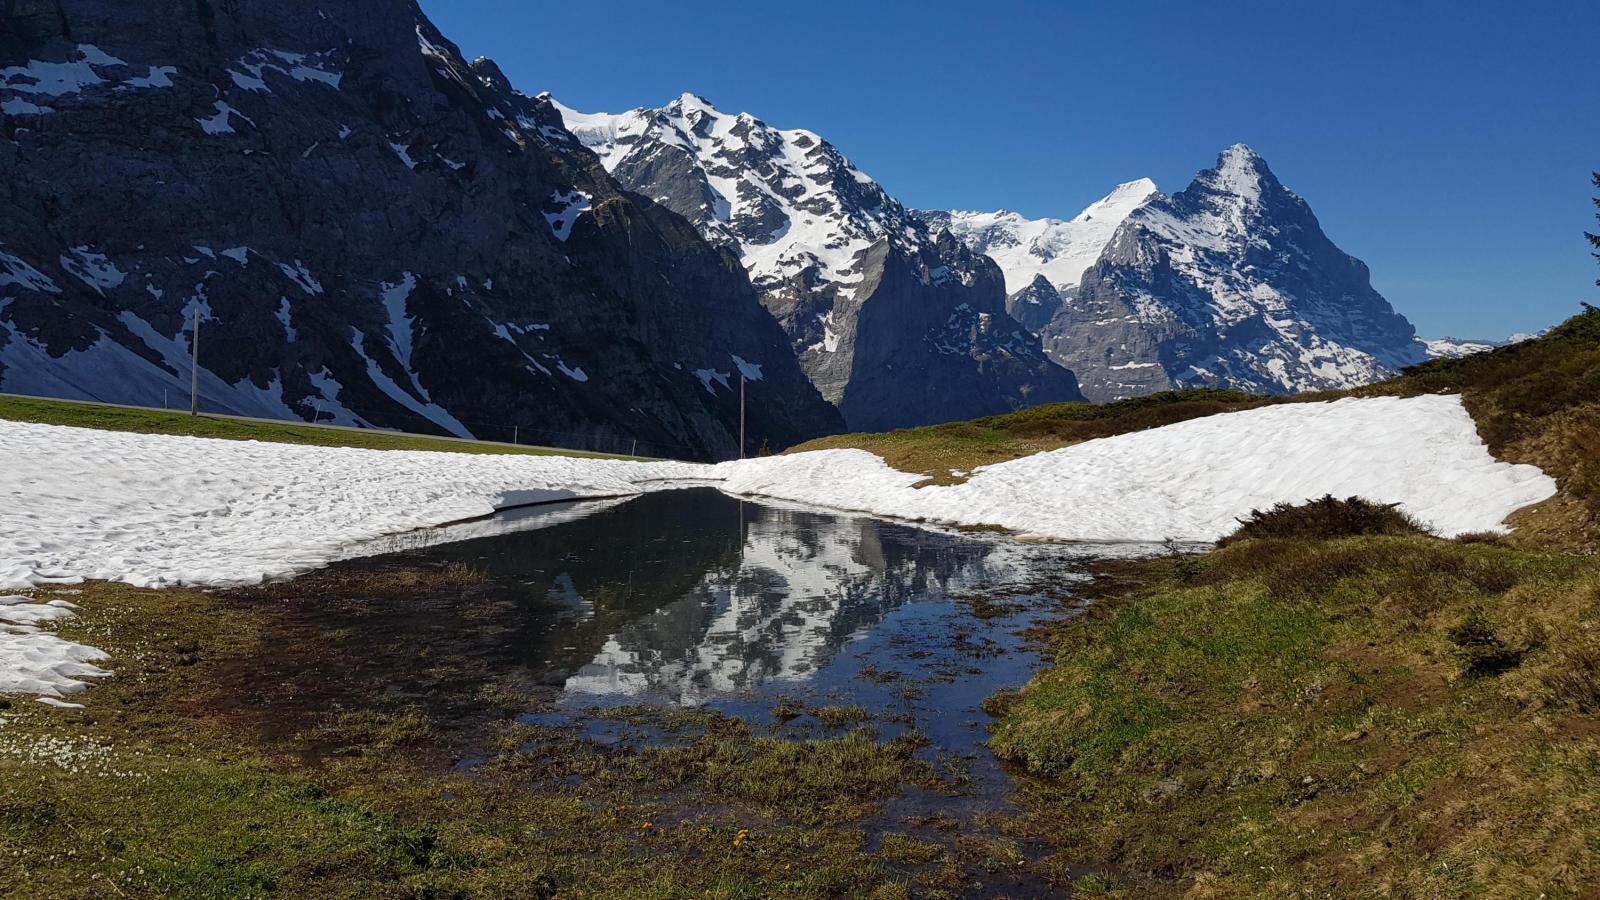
{"left": 409, "top": 488, "right": 1159, "bottom": 719}
{"left": 560, "top": 495, "right": 1076, "bottom": 705}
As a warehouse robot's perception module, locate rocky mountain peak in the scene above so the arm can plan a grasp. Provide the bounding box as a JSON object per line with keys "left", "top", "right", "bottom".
{"left": 920, "top": 177, "right": 1160, "bottom": 297}
{"left": 468, "top": 55, "right": 511, "bottom": 93}
{"left": 1053, "top": 144, "right": 1424, "bottom": 400}
{"left": 555, "top": 94, "right": 1082, "bottom": 430}
{"left": 1187, "top": 142, "right": 1286, "bottom": 209}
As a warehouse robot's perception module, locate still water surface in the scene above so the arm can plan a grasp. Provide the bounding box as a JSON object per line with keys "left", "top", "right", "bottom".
{"left": 356, "top": 488, "right": 1141, "bottom": 886}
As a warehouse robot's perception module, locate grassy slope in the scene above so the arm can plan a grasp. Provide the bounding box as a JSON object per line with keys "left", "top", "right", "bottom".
{"left": 984, "top": 308, "right": 1600, "bottom": 896}
{"left": 0, "top": 393, "right": 632, "bottom": 458}
{"left": 997, "top": 539, "right": 1600, "bottom": 897}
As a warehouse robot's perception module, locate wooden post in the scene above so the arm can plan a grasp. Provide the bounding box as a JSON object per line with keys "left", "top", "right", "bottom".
{"left": 513, "top": 425, "right": 518, "bottom": 445}
{"left": 189, "top": 307, "right": 199, "bottom": 416}
{"left": 739, "top": 371, "right": 746, "bottom": 460}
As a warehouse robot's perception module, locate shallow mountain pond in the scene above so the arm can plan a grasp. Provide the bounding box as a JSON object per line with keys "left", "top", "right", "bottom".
{"left": 232, "top": 488, "right": 1159, "bottom": 893}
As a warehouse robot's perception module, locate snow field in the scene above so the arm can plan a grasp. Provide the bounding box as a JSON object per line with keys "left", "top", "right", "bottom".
{"left": 0, "top": 394, "right": 1559, "bottom": 701}
{"left": 714, "top": 395, "right": 1555, "bottom": 542}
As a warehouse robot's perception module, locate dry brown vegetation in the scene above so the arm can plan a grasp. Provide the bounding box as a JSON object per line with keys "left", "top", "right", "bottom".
{"left": 995, "top": 536, "right": 1600, "bottom": 897}
{"left": 1218, "top": 494, "right": 1430, "bottom": 546}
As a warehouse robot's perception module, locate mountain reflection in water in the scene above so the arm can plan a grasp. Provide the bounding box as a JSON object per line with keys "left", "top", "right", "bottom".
{"left": 412, "top": 488, "right": 1083, "bottom": 707}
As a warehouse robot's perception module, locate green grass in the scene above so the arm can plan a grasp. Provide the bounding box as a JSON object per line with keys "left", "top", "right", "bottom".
{"left": 992, "top": 535, "right": 1600, "bottom": 896}
{"left": 1, "top": 763, "right": 461, "bottom": 898}
{"left": 0, "top": 393, "right": 632, "bottom": 458}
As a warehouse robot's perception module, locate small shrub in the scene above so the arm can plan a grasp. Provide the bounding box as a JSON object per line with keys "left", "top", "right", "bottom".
{"left": 1447, "top": 610, "right": 1524, "bottom": 677}
{"left": 1219, "top": 495, "right": 1430, "bottom": 546}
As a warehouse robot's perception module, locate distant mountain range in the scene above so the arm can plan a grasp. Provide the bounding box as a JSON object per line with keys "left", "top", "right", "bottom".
{"left": 923, "top": 147, "right": 1430, "bottom": 401}
{"left": 554, "top": 93, "right": 1082, "bottom": 431}
{"left": 0, "top": 0, "right": 1530, "bottom": 454}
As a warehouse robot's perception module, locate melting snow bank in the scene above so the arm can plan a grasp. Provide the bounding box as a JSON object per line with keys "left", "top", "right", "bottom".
{"left": 0, "top": 395, "right": 1550, "bottom": 590}
{"left": 0, "top": 394, "right": 1559, "bottom": 702}
{"left": 0, "top": 596, "right": 111, "bottom": 705}
{"left": 0, "top": 420, "right": 703, "bottom": 591}
{"left": 711, "top": 395, "right": 1557, "bottom": 542}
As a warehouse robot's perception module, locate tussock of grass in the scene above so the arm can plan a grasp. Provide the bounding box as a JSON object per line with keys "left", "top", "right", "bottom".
{"left": 992, "top": 537, "right": 1600, "bottom": 894}
{"left": 810, "top": 705, "right": 869, "bottom": 727}
{"left": 642, "top": 724, "right": 941, "bottom": 824}
{"left": 321, "top": 562, "right": 489, "bottom": 595}
{"left": 306, "top": 708, "right": 437, "bottom": 754}
{"left": 1219, "top": 494, "right": 1429, "bottom": 545}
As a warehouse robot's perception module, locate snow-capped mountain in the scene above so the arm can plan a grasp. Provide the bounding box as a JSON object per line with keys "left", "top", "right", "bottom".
{"left": 0, "top": 1, "right": 841, "bottom": 459}
{"left": 553, "top": 94, "right": 1083, "bottom": 431}
{"left": 916, "top": 178, "right": 1160, "bottom": 320}
{"left": 931, "top": 145, "right": 1424, "bottom": 401}
{"left": 1421, "top": 329, "right": 1548, "bottom": 359}
{"left": 1422, "top": 337, "right": 1504, "bottom": 359}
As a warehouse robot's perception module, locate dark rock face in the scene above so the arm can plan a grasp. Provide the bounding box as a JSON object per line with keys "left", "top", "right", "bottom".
{"left": 0, "top": 0, "right": 841, "bottom": 459}
{"left": 1005, "top": 275, "right": 1068, "bottom": 334}
{"left": 1049, "top": 146, "right": 1425, "bottom": 402}
{"left": 556, "top": 94, "right": 1083, "bottom": 431}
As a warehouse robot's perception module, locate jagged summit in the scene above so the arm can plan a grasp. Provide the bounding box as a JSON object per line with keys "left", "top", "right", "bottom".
{"left": 927, "top": 144, "right": 1424, "bottom": 401}
{"left": 1054, "top": 145, "right": 1423, "bottom": 399}
{"left": 555, "top": 95, "right": 1083, "bottom": 431}
{"left": 1190, "top": 143, "right": 1287, "bottom": 206}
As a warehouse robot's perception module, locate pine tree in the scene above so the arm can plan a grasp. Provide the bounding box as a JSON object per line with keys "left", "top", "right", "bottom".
{"left": 1590, "top": 172, "right": 1600, "bottom": 286}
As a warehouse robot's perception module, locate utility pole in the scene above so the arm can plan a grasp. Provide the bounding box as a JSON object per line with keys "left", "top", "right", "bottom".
{"left": 189, "top": 306, "right": 200, "bottom": 416}
{"left": 739, "top": 370, "right": 746, "bottom": 460}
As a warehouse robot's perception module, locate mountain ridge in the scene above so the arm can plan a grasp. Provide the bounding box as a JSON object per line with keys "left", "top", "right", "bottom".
{"left": 928, "top": 143, "right": 1427, "bottom": 401}
{"left": 552, "top": 92, "right": 1085, "bottom": 431}
{"left": 0, "top": 0, "right": 842, "bottom": 459}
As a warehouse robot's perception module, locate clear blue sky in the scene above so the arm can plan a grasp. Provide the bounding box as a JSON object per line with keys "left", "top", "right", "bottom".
{"left": 420, "top": 0, "right": 1598, "bottom": 339}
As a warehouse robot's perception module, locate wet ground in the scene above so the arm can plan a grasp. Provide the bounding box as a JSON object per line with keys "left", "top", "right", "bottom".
{"left": 223, "top": 488, "right": 1152, "bottom": 894}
